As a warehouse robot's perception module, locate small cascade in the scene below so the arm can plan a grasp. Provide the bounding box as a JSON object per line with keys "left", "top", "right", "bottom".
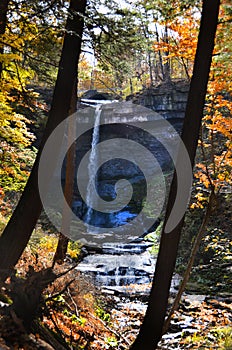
{"left": 73, "top": 101, "right": 182, "bottom": 297}
{"left": 115, "top": 266, "right": 121, "bottom": 286}
{"left": 76, "top": 242, "right": 156, "bottom": 293}
{"left": 85, "top": 105, "right": 102, "bottom": 228}
{"left": 76, "top": 241, "right": 181, "bottom": 296}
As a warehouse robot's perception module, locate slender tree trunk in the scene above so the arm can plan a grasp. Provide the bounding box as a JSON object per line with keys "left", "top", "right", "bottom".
{"left": 142, "top": 12, "right": 153, "bottom": 87}
{"left": 130, "top": 1, "right": 220, "bottom": 349}
{"left": 0, "top": 0, "right": 10, "bottom": 79}
{"left": 0, "top": 0, "right": 87, "bottom": 277}
{"left": 163, "top": 25, "right": 171, "bottom": 83}
{"left": 147, "top": 50, "right": 153, "bottom": 86}
{"left": 163, "top": 191, "right": 216, "bottom": 333}
{"left": 90, "top": 68, "right": 95, "bottom": 90}
{"left": 53, "top": 81, "right": 77, "bottom": 265}
{"left": 155, "top": 25, "right": 164, "bottom": 81}
{"left": 154, "top": 55, "right": 160, "bottom": 83}
{"left": 129, "top": 78, "right": 133, "bottom": 95}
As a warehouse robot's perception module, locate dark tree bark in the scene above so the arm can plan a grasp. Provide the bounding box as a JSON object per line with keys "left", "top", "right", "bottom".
{"left": 130, "top": 0, "right": 220, "bottom": 349}
{"left": 141, "top": 10, "right": 154, "bottom": 86}
{"left": 155, "top": 24, "right": 164, "bottom": 81}
{"left": 0, "top": 0, "right": 10, "bottom": 78}
{"left": 0, "top": 0, "right": 87, "bottom": 277}
{"left": 163, "top": 25, "right": 171, "bottom": 82}
{"left": 163, "top": 191, "right": 216, "bottom": 334}
{"left": 53, "top": 81, "right": 77, "bottom": 265}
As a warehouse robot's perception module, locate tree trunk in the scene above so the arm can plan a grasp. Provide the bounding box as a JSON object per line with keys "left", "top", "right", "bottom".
{"left": 0, "top": 0, "right": 10, "bottom": 78}
{"left": 129, "top": 78, "right": 133, "bottom": 94}
{"left": 130, "top": 1, "right": 220, "bottom": 349}
{"left": 0, "top": 0, "right": 87, "bottom": 277}
{"left": 155, "top": 25, "right": 164, "bottom": 81}
{"left": 53, "top": 81, "right": 77, "bottom": 265}
{"left": 163, "top": 191, "right": 216, "bottom": 333}
{"left": 163, "top": 25, "right": 171, "bottom": 82}
{"left": 142, "top": 12, "right": 153, "bottom": 87}
{"left": 147, "top": 49, "right": 153, "bottom": 87}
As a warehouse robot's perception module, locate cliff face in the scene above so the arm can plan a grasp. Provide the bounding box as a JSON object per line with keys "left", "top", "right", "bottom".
{"left": 126, "top": 80, "right": 190, "bottom": 120}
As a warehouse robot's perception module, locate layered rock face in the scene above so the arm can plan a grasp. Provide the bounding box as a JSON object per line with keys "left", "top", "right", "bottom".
{"left": 126, "top": 79, "right": 190, "bottom": 119}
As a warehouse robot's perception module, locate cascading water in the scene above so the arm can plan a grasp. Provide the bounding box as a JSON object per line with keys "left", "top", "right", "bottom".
{"left": 85, "top": 105, "right": 102, "bottom": 230}
{"left": 74, "top": 101, "right": 183, "bottom": 296}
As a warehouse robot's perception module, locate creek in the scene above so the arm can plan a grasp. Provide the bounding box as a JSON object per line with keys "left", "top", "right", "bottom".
{"left": 73, "top": 99, "right": 183, "bottom": 299}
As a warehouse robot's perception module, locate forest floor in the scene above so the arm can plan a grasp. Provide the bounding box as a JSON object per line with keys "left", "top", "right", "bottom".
{"left": 0, "top": 245, "right": 231, "bottom": 350}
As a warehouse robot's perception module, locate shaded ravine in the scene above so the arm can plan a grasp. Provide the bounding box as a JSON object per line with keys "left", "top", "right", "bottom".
{"left": 74, "top": 101, "right": 183, "bottom": 297}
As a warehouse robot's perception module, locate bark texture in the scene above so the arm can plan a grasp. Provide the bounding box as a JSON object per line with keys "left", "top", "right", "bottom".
{"left": 0, "top": 0, "right": 10, "bottom": 78}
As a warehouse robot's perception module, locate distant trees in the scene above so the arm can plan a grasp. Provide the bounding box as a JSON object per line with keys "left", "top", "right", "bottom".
{"left": 85, "top": 2, "right": 147, "bottom": 94}
{"left": 79, "top": 0, "right": 202, "bottom": 93}
{"left": 153, "top": 9, "right": 199, "bottom": 80}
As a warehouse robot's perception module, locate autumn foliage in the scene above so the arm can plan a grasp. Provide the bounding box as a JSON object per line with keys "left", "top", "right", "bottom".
{"left": 152, "top": 1, "right": 232, "bottom": 207}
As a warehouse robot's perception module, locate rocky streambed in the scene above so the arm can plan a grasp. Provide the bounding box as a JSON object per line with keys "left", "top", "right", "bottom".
{"left": 108, "top": 293, "right": 232, "bottom": 349}
{"left": 76, "top": 240, "right": 180, "bottom": 298}
{"left": 76, "top": 240, "right": 232, "bottom": 349}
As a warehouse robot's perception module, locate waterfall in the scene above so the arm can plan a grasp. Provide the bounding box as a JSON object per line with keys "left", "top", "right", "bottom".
{"left": 115, "top": 265, "right": 120, "bottom": 286}
{"left": 85, "top": 105, "right": 102, "bottom": 228}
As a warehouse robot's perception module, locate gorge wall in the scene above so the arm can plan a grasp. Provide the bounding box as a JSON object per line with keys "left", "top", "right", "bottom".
{"left": 126, "top": 79, "right": 190, "bottom": 119}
